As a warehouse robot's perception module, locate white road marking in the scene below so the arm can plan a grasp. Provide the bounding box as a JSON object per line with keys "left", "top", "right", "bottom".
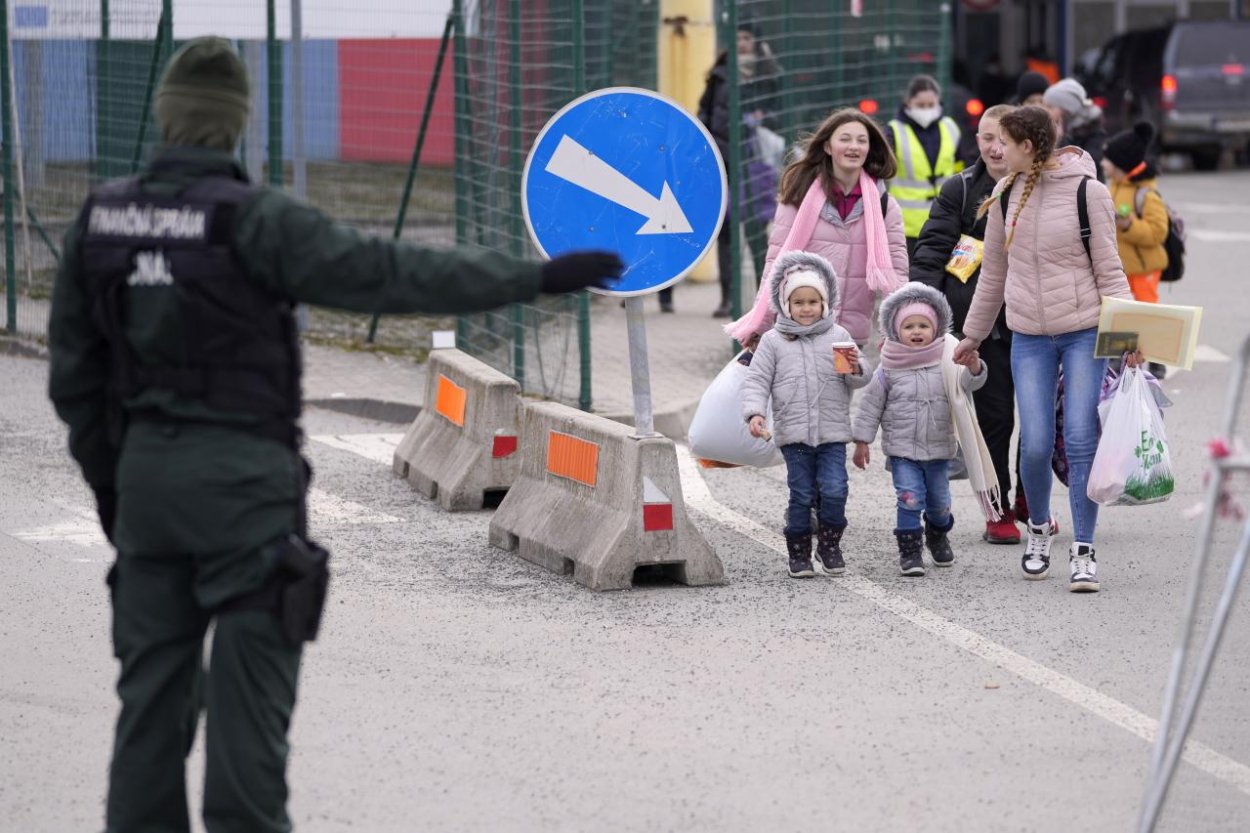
{"left": 307, "top": 488, "right": 403, "bottom": 526}
{"left": 1188, "top": 229, "right": 1250, "bottom": 243}
{"left": 13, "top": 518, "right": 108, "bottom": 548}
{"left": 308, "top": 429, "right": 1250, "bottom": 796}
{"left": 310, "top": 433, "right": 404, "bottom": 466}
{"left": 674, "top": 445, "right": 1250, "bottom": 797}
{"left": 1192, "top": 344, "right": 1231, "bottom": 363}
{"left": 1173, "top": 202, "right": 1250, "bottom": 215}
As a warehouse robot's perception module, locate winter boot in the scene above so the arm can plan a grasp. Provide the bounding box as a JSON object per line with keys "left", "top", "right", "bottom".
{"left": 924, "top": 518, "right": 955, "bottom": 567}
{"left": 896, "top": 529, "right": 926, "bottom": 577}
{"left": 983, "top": 508, "right": 1021, "bottom": 545}
{"left": 1069, "top": 543, "right": 1100, "bottom": 592}
{"left": 786, "top": 533, "right": 815, "bottom": 578}
{"left": 1022, "top": 518, "right": 1059, "bottom": 580}
{"left": 816, "top": 524, "right": 847, "bottom": 575}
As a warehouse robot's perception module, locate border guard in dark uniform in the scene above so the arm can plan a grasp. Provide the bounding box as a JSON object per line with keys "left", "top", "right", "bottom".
{"left": 48, "top": 37, "right": 622, "bottom": 833}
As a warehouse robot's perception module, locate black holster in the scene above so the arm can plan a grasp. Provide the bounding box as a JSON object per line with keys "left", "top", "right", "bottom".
{"left": 219, "top": 534, "right": 330, "bottom": 647}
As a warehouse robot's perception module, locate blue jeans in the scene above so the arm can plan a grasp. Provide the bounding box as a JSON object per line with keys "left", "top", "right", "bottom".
{"left": 1011, "top": 327, "right": 1104, "bottom": 543}
{"left": 890, "top": 457, "right": 953, "bottom": 532}
{"left": 780, "top": 442, "right": 849, "bottom": 537}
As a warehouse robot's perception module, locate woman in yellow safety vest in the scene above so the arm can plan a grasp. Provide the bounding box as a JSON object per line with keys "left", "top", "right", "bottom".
{"left": 887, "top": 74, "right": 963, "bottom": 257}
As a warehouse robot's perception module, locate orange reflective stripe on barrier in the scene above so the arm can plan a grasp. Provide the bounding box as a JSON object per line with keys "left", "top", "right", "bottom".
{"left": 546, "top": 431, "right": 598, "bottom": 487}
{"left": 434, "top": 374, "right": 466, "bottom": 427}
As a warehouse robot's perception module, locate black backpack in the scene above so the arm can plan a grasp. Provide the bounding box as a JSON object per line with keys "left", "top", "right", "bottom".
{"left": 1133, "top": 187, "right": 1187, "bottom": 282}
{"left": 1000, "top": 175, "right": 1094, "bottom": 265}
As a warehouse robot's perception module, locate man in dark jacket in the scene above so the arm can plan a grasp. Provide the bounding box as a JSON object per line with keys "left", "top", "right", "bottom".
{"left": 910, "top": 103, "right": 1024, "bottom": 544}
{"left": 48, "top": 37, "right": 621, "bottom": 833}
{"left": 690, "top": 15, "right": 780, "bottom": 318}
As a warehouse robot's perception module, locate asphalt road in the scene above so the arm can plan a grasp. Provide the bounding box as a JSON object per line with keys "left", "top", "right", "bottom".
{"left": 3, "top": 170, "right": 1250, "bottom": 832}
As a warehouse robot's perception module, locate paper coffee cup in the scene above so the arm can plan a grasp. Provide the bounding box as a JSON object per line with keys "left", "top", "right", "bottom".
{"left": 832, "top": 342, "right": 857, "bottom": 374}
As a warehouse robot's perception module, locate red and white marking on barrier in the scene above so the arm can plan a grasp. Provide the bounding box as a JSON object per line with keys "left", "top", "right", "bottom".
{"left": 642, "top": 476, "right": 673, "bottom": 532}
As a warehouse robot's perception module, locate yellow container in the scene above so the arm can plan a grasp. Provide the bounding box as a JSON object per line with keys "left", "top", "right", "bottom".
{"left": 659, "top": 0, "right": 718, "bottom": 283}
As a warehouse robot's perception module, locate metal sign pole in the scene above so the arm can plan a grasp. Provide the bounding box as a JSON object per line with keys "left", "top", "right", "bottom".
{"left": 624, "top": 297, "right": 657, "bottom": 438}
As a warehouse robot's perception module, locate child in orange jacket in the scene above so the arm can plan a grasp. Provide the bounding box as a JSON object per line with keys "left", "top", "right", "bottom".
{"left": 1100, "top": 122, "right": 1169, "bottom": 305}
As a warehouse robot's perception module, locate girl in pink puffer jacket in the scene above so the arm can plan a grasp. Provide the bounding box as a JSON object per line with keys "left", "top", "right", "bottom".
{"left": 954, "top": 106, "right": 1132, "bottom": 594}
{"left": 726, "top": 108, "right": 909, "bottom": 347}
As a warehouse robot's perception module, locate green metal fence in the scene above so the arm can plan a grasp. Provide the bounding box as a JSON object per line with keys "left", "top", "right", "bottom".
{"left": 1, "top": 0, "right": 947, "bottom": 410}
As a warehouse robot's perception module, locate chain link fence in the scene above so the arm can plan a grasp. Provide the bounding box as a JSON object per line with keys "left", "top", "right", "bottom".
{"left": 2, "top": 0, "right": 946, "bottom": 409}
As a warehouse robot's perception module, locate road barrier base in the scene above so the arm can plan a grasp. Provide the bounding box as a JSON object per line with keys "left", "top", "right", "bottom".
{"left": 392, "top": 349, "right": 521, "bottom": 511}
{"left": 489, "top": 401, "right": 724, "bottom": 590}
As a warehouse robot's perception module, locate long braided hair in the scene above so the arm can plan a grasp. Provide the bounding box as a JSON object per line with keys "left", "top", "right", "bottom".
{"left": 778, "top": 108, "right": 898, "bottom": 206}
{"left": 976, "top": 105, "right": 1056, "bottom": 249}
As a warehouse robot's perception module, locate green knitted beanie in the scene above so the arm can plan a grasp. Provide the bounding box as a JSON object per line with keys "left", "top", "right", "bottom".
{"left": 155, "top": 37, "right": 251, "bottom": 151}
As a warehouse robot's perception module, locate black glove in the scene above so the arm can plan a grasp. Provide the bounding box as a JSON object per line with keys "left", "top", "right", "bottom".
{"left": 95, "top": 488, "right": 117, "bottom": 543}
{"left": 540, "top": 251, "right": 625, "bottom": 294}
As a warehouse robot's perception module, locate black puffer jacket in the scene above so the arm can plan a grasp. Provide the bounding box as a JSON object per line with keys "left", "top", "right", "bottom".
{"left": 697, "top": 48, "right": 780, "bottom": 156}
{"left": 908, "top": 158, "right": 1009, "bottom": 340}
{"left": 1062, "top": 124, "right": 1108, "bottom": 183}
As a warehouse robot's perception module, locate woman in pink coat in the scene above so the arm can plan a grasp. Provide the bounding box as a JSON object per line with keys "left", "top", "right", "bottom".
{"left": 954, "top": 106, "right": 1132, "bottom": 594}
{"left": 726, "top": 108, "right": 909, "bottom": 346}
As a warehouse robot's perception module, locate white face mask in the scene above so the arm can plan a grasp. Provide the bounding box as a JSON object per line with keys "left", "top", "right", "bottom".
{"left": 905, "top": 105, "right": 943, "bottom": 129}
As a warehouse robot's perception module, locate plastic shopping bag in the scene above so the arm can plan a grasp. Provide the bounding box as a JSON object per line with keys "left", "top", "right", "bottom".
{"left": 687, "top": 350, "right": 783, "bottom": 468}
{"left": 1087, "top": 366, "right": 1174, "bottom": 506}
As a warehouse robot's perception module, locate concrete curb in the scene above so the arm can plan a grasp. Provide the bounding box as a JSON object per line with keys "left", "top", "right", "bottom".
{"left": 305, "top": 398, "right": 419, "bottom": 424}
{"left": 0, "top": 335, "right": 49, "bottom": 360}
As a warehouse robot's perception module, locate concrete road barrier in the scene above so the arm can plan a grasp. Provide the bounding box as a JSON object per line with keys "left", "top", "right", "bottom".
{"left": 392, "top": 349, "right": 521, "bottom": 511}
{"left": 489, "top": 401, "right": 724, "bottom": 590}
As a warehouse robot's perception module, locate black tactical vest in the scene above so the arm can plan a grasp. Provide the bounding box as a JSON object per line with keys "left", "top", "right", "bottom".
{"left": 79, "top": 173, "right": 301, "bottom": 445}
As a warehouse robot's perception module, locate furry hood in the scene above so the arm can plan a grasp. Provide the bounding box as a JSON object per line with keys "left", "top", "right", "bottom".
{"left": 768, "top": 250, "right": 840, "bottom": 320}
{"left": 878, "top": 281, "right": 953, "bottom": 342}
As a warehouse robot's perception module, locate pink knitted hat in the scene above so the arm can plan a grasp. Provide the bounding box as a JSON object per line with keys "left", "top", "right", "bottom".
{"left": 894, "top": 301, "right": 937, "bottom": 335}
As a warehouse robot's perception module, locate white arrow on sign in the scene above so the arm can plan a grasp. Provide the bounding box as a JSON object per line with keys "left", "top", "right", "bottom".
{"left": 544, "top": 134, "right": 693, "bottom": 235}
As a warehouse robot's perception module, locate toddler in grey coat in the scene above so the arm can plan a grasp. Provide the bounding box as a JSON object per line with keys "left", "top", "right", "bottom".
{"left": 742, "top": 251, "right": 870, "bottom": 579}
{"left": 852, "top": 282, "right": 986, "bottom": 576}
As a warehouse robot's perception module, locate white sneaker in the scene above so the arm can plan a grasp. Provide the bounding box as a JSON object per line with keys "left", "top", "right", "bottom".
{"left": 1022, "top": 518, "right": 1058, "bottom": 580}
{"left": 1069, "top": 543, "right": 1100, "bottom": 592}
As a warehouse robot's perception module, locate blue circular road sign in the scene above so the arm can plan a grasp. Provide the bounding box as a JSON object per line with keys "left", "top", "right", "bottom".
{"left": 522, "top": 87, "right": 728, "bottom": 297}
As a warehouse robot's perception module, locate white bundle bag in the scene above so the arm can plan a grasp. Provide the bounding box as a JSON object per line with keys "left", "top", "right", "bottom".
{"left": 687, "top": 351, "right": 783, "bottom": 468}
{"left": 1087, "top": 365, "right": 1175, "bottom": 506}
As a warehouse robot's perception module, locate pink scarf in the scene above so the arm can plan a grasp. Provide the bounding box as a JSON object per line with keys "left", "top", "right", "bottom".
{"left": 725, "top": 171, "right": 901, "bottom": 343}
{"left": 879, "top": 338, "right": 945, "bottom": 370}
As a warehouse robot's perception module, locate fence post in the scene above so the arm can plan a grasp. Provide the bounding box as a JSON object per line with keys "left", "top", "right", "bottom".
{"left": 725, "top": 2, "right": 742, "bottom": 327}
{"left": 98, "top": 0, "right": 109, "bottom": 180}
{"left": 937, "top": 2, "right": 952, "bottom": 105}
{"left": 267, "top": 0, "right": 283, "bottom": 187}
{"left": 452, "top": 0, "right": 469, "bottom": 348}
{"left": 129, "top": 3, "right": 171, "bottom": 174}
{"left": 366, "top": 12, "right": 455, "bottom": 344}
{"left": 1, "top": 0, "right": 15, "bottom": 333}
{"left": 508, "top": 0, "right": 524, "bottom": 390}
{"left": 573, "top": 0, "right": 592, "bottom": 412}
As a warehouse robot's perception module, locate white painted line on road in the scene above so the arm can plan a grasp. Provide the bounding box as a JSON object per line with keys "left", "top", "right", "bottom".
{"left": 308, "top": 488, "right": 403, "bottom": 526}
{"left": 674, "top": 445, "right": 1250, "bottom": 798}
{"left": 1173, "top": 202, "right": 1250, "bottom": 215}
{"left": 1192, "top": 344, "right": 1231, "bottom": 363}
{"left": 310, "top": 433, "right": 404, "bottom": 466}
{"left": 314, "top": 430, "right": 1250, "bottom": 796}
{"left": 1188, "top": 229, "right": 1250, "bottom": 243}
{"left": 13, "top": 518, "right": 108, "bottom": 548}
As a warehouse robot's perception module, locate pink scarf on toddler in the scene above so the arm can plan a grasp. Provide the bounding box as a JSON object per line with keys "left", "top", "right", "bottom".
{"left": 725, "top": 170, "right": 901, "bottom": 343}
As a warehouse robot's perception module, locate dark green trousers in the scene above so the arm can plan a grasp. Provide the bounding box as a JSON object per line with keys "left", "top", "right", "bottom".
{"left": 107, "top": 551, "right": 301, "bottom": 833}
{"left": 107, "top": 424, "right": 304, "bottom": 833}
